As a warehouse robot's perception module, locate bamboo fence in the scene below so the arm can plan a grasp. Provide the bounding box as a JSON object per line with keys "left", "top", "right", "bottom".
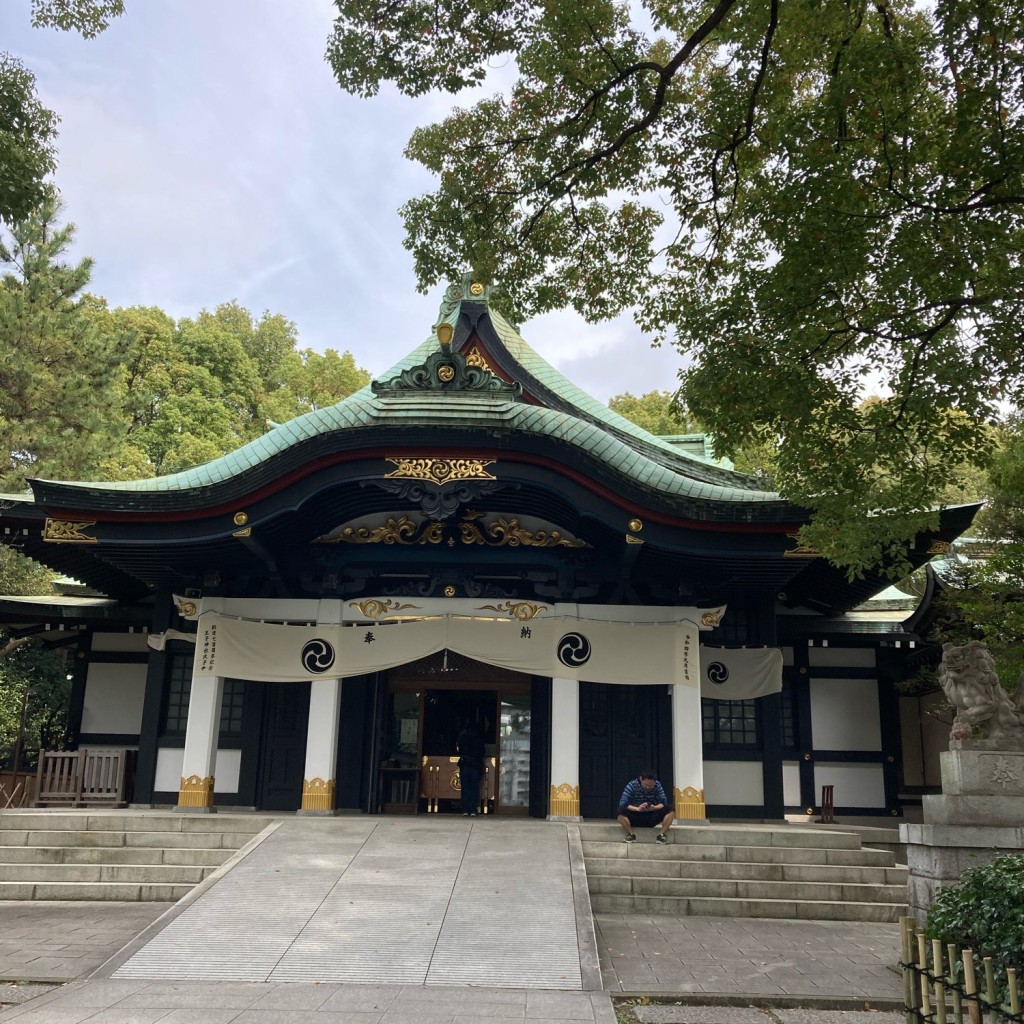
{"left": 901, "top": 916, "right": 1023, "bottom": 1023}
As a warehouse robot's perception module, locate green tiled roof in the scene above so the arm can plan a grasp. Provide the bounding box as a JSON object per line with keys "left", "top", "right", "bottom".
{"left": 32, "top": 290, "right": 784, "bottom": 508}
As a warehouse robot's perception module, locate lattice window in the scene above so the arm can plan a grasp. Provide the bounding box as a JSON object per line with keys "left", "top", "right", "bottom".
{"left": 162, "top": 652, "right": 245, "bottom": 736}
{"left": 701, "top": 698, "right": 758, "bottom": 746}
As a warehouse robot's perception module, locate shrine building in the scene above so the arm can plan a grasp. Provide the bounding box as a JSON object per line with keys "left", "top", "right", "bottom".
{"left": 0, "top": 279, "right": 976, "bottom": 821}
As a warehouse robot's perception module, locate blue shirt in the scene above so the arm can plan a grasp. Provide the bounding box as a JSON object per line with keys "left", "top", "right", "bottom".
{"left": 618, "top": 778, "right": 668, "bottom": 812}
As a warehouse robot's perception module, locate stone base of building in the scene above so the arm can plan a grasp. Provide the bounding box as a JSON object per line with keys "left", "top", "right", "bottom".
{"left": 900, "top": 822, "right": 1024, "bottom": 922}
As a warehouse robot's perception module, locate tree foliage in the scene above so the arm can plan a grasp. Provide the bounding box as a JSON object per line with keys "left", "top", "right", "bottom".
{"left": 0, "top": 199, "right": 126, "bottom": 491}
{"left": 328, "top": 0, "right": 1023, "bottom": 574}
{"left": 1, "top": 1, "right": 125, "bottom": 226}
{"left": 0, "top": 636, "right": 70, "bottom": 769}
{"left": 608, "top": 390, "right": 699, "bottom": 437}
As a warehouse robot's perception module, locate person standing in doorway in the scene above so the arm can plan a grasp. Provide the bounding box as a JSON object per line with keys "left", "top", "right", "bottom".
{"left": 617, "top": 770, "right": 674, "bottom": 843}
{"left": 456, "top": 718, "right": 485, "bottom": 816}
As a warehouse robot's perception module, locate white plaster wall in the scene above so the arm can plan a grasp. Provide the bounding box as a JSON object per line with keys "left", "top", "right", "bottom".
{"left": 782, "top": 762, "right": 801, "bottom": 806}
{"left": 91, "top": 633, "right": 150, "bottom": 653}
{"left": 154, "top": 747, "right": 241, "bottom": 794}
{"left": 81, "top": 663, "right": 146, "bottom": 734}
{"left": 807, "top": 647, "right": 875, "bottom": 668}
{"left": 810, "top": 678, "right": 881, "bottom": 750}
{"left": 703, "top": 761, "right": 763, "bottom": 806}
{"left": 814, "top": 762, "right": 886, "bottom": 807}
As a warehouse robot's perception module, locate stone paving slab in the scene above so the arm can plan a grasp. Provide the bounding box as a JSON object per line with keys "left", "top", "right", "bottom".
{"left": 0, "top": 903, "right": 172, "bottom": 983}
{"left": 630, "top": 1008, "right": 906, "bottom": 1024}
{"left": 595, "top": 914, "right": 904, "bottom": 1003}
{"left": 0, "top": 982, "right": 617, "bottom": 1024}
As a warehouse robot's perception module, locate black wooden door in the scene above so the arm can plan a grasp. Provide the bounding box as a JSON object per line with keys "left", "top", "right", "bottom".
{"left": 579, "top": 683, "right": 666, "bottom": 819}
{"left": 257, "top": 682, "right": 311, "bottom": 811}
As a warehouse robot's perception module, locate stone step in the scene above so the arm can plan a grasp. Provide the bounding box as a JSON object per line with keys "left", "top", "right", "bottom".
{"left": 0, "top": 862, "right": 212, "bottom": 884}
{"left": 0, "top": 829, "right": 252, "bottom": 849}
{"left": 0, "top": 880, "right": 196, "bottom": 901}
{"left": 589, "top": 892, "right": 906, "bottom": 922}
{"left": 581, "top": 839, "right": 896, "bottom": 867}
{"left": 0, "top": 845, "right": 231, "bottom": 867}
{"left": 578, "top": 822, "right": 865, "bottom": 849}
{"left": 587, "top": 872, "right": 907, "bottom": 904}
{"left": 0, "top": 812, "right": 272, "bottom": 834}
{"left": 584, "top": 854, "right": 906, "bottom": 885}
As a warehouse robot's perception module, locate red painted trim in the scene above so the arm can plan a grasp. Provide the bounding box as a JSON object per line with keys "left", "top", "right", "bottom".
{"left": 46, "top": 445, "right": 804, "bottom": 536}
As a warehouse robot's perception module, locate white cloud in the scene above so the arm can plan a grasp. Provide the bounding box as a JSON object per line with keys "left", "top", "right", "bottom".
{"left": 1, "top": 0, "right": 685, "bottom": 398}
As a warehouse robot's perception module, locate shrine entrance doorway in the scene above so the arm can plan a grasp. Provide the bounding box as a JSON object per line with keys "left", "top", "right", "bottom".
{"left": 379, "top": 652, "right": 533, "bottom": 815}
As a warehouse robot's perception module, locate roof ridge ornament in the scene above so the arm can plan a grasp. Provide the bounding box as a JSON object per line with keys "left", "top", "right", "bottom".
{"left": 371, "top": 276, "right": 521, "bottom": 398}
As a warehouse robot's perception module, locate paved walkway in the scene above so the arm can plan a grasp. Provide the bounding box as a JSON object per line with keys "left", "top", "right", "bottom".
{"left": 0, "top": 818, "right": 909, "bottom": 1023}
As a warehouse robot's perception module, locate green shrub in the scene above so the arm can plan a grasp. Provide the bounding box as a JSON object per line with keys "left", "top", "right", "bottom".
{"left": 926, "top": 853, "right": 1024, "bottom": 997}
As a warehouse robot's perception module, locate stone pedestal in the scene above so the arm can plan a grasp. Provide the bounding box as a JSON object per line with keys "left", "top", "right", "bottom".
{"left": 900, "top": 749, "right": 1024, "bottom": 921}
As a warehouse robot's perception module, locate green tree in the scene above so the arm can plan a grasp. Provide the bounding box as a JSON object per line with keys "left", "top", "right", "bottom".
{"left": 1, "top": 1, "right": 124, "bottom": 225}
{"left": 0, "top": 199, "right": 125, "bottom": 490}
{"left": 608, "top": 390, "right": 699, "bottom": 437}
{"left": 0, "top": 637, "right": 70, "bottom": 769}
{"left": 328, "top": 0, "right": 1024, "bottom": 575}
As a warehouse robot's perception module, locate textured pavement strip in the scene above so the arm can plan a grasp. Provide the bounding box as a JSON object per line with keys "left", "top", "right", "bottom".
{"left": 631, "top": 1008, "right": 906, "bottom": 1023}
{"left": 109, "top": 817, "right": 586, "bottom": 990}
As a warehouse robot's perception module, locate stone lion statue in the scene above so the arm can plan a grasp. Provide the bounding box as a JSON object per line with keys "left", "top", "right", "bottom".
{"left": 938, "top": 641, "right": 1024, "bottom": 751}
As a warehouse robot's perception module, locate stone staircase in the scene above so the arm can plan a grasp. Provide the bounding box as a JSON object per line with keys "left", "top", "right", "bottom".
{"left": 580, "top": 822, "right": 908, "bottom": 921}
{"left": 0, "top": 810, "right": 275, "bottom": 901}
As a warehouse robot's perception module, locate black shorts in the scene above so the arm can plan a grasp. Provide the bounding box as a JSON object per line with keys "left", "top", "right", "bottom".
{"left": 620, "top": 807, "right": 665, "bottom": 829}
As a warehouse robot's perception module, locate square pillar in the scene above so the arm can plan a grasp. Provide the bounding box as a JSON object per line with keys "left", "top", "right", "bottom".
{"left": 671, "top": 681, "right": 707, "bottom": 822}
{"left": 548, "top": 677, "right": 581, "bottom": 820}
{"left": 300, "top": 677, "right": 342, "bottom": 814}
{"left": 177, "top": 672, "right": 223, "bottom": 811}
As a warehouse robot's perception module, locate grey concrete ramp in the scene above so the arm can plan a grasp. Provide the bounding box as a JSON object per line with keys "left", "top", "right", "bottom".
{"left": 108, "top": 817, "right": 594, "bottom": 990}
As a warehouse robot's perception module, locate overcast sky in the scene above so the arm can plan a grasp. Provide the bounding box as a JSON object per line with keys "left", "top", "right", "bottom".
{"left": 1, "top": 0, "right": 685, "bottom": 403}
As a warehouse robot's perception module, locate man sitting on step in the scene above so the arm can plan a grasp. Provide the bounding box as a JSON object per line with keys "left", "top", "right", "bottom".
{"left": 617, "top": 770, "right": 674, "bottom": 844}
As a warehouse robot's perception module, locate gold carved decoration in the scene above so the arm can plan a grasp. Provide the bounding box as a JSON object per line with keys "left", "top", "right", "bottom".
{"left": 43, "top": 519, "right": 97, "bottom": 544}
{"left": 232, "top": 527, "right": 251, "bottom": 538}
{"left": 928, "top": 540, "right": 951, "bottom": 554}
{"left": 469, "top": 281, "right": 485, "bottom": 296}
{"left": 628, "top": 518, "right": 643, "bottom": 532}
{"left": 465, "top": 345, "right": 494, "bottom": 374}
{"left": 301, "top": 777, "right": 336, "bottom": 812}
{"left": 478, "top": 601, "right": 549, "bottom": 621}
{"left": 444, "top": 585, "right": 457, "bottom": 597}
{"left": 784, "top": 531, "right": 820, "bottom": 558}
{"left": 674, "top": 785, "right": 705, "bottom": 821}
{"left": 233, "top": 512, "right": 249, "bottom": 526}
{"left": 700, "top": 610, "right": 722, "bottom": 628}
{"left": 384, "top": 457, "right": 496, "bottom": 485}
{"left": 437, "top": 364, "right": 456, "bottom": 382}
{"left": 549, "top": 783, "right": 580, "bottom": 817}
{"left": 349, "top": 598, "right": 419, "bottom": 619}
{"left": 324, "top": 516, "right": 444, "bottom": 546}
{"left": 625, "top": 535, "right": 644, "bottom": 545}
{"left": 436, "top": 322, "right": 455, "bottom": 346}
{"left": 178, "top": 774, "right": 214, "bottom": 809}
{"left": 459, "top": 511, "right": 586, "bottom": 549}
{"left": 175, "top": 597, "right": 198, "bottom": 618}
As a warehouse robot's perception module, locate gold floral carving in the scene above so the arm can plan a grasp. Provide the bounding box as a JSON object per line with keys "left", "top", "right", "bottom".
{"left": 325, "top": 516, "right": 444, "bottom": 546}
{"left": 384, "top": 457, "right": 496, "bottom": 485}
{"left": 349, "top": 598, "right": 419, "bottom": 619}
{"left": 700, "top": 610, "right": 722, "bottom": 628}
{"left": 549, "top": 783, "right": 580, "bottom": 817}
{"left": 928, "top": 540, "right": 951, "bottom": 554}
{"left": 478, "top": 601, "right": 549, "bottom": 620}
{"left": 177, "top": 775, "right": 214, "bottom": 809}
{"left": 43, "top": 519, "right": 97, "bottom": 544}
{"left": 232, "top": 527, "right": 252, "bottom": 538}
{"left": 459, "top": 513, "right": 586, "bottom": 549}
{"left": 301, "top": 777, "right": 336, "bottom": 812}
{"left": 465, "top": 345, "right": 494, "bottom": 374}
{"left": 674, "top": 785, "right": 705, "bottom": 821}
{"left": 175, "top": 597, "right": 198, "bottom": 618}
